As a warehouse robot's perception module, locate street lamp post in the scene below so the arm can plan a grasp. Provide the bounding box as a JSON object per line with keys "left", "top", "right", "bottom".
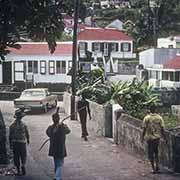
{"left": 149, "top": 0, "right": 160, "bottom": 47}
{"left": 71, "top": 0, "right": 79, "bottom": 120}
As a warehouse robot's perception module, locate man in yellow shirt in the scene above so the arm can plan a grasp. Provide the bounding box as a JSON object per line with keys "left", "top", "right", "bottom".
{"left": 141, "top": 104, "right": 167, "bottom": 173}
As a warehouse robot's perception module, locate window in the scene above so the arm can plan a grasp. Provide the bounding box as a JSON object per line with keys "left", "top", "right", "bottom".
{"left": 111, "top": 43, "right": 118, "bottom": 52}
{"left": 56, "top": 61, "right": 66, "bottom": 74}
{"left": 68, "top": 61, "right": 72, "bottom": 71}
{"left": 92, "top": 42, "right": 101, "bottom": 52}
{"left": 28, "top": 61, "right": 33, "bottom": 73}
{"left": 40, "top": 61, "right": 46, "bottom": 74}
{"left": 49, "top": 61, "right": 55, "bottom": 74}
{"left": 176, "top": 42, "right": 180, "bottom": 48}
{"left": 168, "top": 45, "right": 174, "bottom": 48}
{"left": 28, "top": 61, "right": 38, "bottom": 73}
{"left": 79, "top": 42, "right": 87, "bottom": 52}
{"left": 162, "top": 71, "right": 168, "bottom": 80}
{"left": 121, "top": 43, "right": 131, "bottom": 52}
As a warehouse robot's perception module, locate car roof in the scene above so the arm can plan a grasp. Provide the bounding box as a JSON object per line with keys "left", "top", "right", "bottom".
{"left": 23, "top": 88, "right": 48, "bottom": 91}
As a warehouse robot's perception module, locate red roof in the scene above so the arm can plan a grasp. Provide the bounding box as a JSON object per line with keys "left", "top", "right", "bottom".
{"left": 78, "top": 28, "right": 133, "bottom": 41}
{"left": 63, "top": 14, "right": 73, "bottom": 20}
{"left": 163, "top": 56, "right": 180, "bottom": 69}
{"left": 8, "top": 43, "right": 72, "bottom": 55}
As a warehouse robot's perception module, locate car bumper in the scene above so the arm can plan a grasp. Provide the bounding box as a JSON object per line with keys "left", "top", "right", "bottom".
{"left": 14, "top": 104, "right": 44, "bottom": 109}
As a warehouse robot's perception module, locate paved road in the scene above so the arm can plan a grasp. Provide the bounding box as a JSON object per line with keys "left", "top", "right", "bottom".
{"left": 0, "top": 101, "right": 180, "bottom": 180}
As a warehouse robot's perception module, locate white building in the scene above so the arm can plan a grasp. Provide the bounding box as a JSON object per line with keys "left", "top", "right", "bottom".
{"left": 0, "top": 42, "right": 72, "bottom": 87}
{"left": 157, "top": 36, "right": 180, "bottom": 48}
{"left": 147, "top": 55, "right": 180, "bottom": 88}
{"left": 139, "top": 48, "right": 180, "bottom": 68}
{"left": 77, "top": 27, "right": 136, "bottom": 73}
{"left": 106, "top": 19, "right": 124, "bottom": 31}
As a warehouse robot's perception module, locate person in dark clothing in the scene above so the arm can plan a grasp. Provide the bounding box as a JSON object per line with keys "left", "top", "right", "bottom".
{"left": 77, "top": 94, "right": 91, "bottom": 141}
{"left": 9, "top": 109, "right": 30, "bottom": 176}
{"left": 46, "top": 112, "right": 70, "bottom": 180}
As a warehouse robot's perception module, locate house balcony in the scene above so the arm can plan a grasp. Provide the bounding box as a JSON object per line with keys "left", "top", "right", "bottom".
{"left": 79, "top": 51, "right": 136, "bottom": 61}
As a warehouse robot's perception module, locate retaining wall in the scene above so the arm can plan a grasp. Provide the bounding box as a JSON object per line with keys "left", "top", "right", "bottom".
{"left": 116, "top": 113, "right": 174, "bottom": 169}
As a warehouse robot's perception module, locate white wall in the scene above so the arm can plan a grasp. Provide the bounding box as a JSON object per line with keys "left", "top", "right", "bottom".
{"left": 157, "top": 38, "right": 175, "bottom": 48}
{"left": 0, "top": 64, "right": 2, "bottom": 83}
{"left": 139, "top": 48, "right": 180, "bottom": 68}
{"left": 139, "top": 49, "right": 155, "bottom": 68}
{"left": 5, "top": 54, "right": 72, "bottom": 84}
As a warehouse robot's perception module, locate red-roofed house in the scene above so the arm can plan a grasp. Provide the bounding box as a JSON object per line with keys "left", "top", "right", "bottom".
{"left": 77, "top": 27, "right": 136, "bottom": 73}
{"left": 147, "top": 55, "right": 180, "bottom": 88}
{"left": 0, "top": 42, "right": 73, "bottom": 88}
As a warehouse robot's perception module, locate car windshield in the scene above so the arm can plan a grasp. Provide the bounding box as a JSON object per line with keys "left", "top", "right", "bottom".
{"left": 21, "top": 90, "right": 45, "bottom": 97}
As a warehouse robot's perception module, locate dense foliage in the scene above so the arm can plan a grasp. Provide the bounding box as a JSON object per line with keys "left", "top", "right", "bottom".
{"left": 94, "top": 0, "right": 180, "bottom": 46}
{"left": 0, "top": 0, "right": 67, "bottom": 60}
{"left": 77, "top": 71, "right": 160, "bottom": 118}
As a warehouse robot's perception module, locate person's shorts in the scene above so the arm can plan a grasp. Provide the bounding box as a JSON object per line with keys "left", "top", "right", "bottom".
{"left": 147, "top": 138, "right": 160, "bottom": 160}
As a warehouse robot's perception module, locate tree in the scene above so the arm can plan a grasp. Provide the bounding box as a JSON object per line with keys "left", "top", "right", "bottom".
{"left": 0, "top": 0, "right": 65, "bottom": 60}
{"left": 62, "top": 0, "right": 88, "bottom": 22}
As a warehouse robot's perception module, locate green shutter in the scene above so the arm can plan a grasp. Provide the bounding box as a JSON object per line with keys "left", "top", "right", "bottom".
{"left": 116, "top": 43, "right": 119, "bottom": 51}
{"left": 92, "top": 43, "right": 95, "bottom": 51}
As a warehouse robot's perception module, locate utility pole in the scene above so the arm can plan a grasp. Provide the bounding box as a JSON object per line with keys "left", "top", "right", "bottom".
{"left": 149, "top": 0, "right": 160, "bottom": 47}
{"left": 71, "top": 0, "right": 79, "bottom": 120}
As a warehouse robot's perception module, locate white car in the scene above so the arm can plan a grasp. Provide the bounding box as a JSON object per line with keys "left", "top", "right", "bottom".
{"left": 14, "top": 88, "right": 57, "bottom": 113}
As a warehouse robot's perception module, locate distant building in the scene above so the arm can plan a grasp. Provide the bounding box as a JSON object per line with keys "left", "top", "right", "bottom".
{"left": 158, "top": 36, "right": 180, "bottom": 48}
{"left": 63, "top": 14, "right": 86, "bottom": 36}
{"left": 0, "top": 42, "right": 72, "bottom": 89}
{"left": 77, "top": 27, "right": 136, "bottom": 74}
{"left": 106, "top": 19, "right": 124, "bottom": 31}
{"left": 139, "top": 48, "right": 180, "bottom": 68}
{"left": 138, "top": 48, "right": 180, "bottom": 88}
{"left": 147, "top": 55, "right": 180, "bottom": 88}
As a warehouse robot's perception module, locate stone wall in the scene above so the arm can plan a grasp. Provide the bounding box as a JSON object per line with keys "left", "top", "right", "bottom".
{"left": 171, "top": 105, "right": 180, "bottom": 117}
{"left": 63, "top": 92, "right": 112, "bottom": 137}
{"left": 153, "top": 88, "right": 180, "bottom": 106}
{"left": 116, "top": 113, "right": 174, "bottom": 169}
{"left": 88, "top": 101, "right": 112, "bottom": 137}
{"left": 0, "top": 92, "right": 21, "bottom": 100}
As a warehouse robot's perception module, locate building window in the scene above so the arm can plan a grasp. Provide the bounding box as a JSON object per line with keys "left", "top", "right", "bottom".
{"left": 40, "top": 61, "right": 46, "bottom": 74}
{"left": 111, "top": 43, "right": 119, "bottom": 52}
{"left": 162, "top": 71, "right": 168, "bottom": 80}
{"left": 56, "top": 61, "right": 66, "bottom": 74}
{"left": 168, "top": 45, "right": 174, "bottom": 48}
{"left": 176, "top": 42, "right": 180, "bottom": 48}
{"left": 68, "top": 61, "right": 72, "bottom": 71}
{"left": 28, "top": 61, "right": 38, "bottom": 73}
{"left": 28, "top": 61, "right": 33, "bottom": 73}
{"left": 49, "top": 61, "right": 55, "bottom": 74}
{"left": 121, "top": 43, "right": 131, "bottom": 52}
{"left": 79, "top": 42, "right": 87, "bottom": 52}
{"left": 92, "top": 42, "right": 101, "bottom": 52}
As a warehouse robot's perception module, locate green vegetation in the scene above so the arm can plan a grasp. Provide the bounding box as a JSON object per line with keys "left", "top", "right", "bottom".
{"left": 94, "top": 0, "right": 180, "bottom": 47}
{"left": 76, "top": 69, "right": 180, "bottom": 129}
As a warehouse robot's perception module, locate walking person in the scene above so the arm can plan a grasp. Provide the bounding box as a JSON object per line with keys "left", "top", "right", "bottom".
{"left": 141, "top": 104, "right": 167, "bottom": 173}
{"left": 77, "top": 93, "right": 91, "bottom": 141}
{"left": 9, "top": 109, "right": 30, "bottom": 175}
{"left": 46, "top": 112, "right": 70, "bottom": 180}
